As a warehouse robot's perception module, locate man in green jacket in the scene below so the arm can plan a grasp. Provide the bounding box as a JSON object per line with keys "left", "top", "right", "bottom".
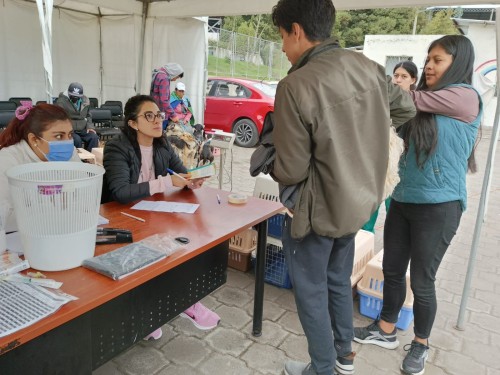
{"left": 55, "top": 82, "right": 99, "bottom": 152}
{"left": 270, "top": 1, "right": 416, "bottom": 375}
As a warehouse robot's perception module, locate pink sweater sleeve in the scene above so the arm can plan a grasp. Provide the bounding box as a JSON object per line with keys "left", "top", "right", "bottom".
{"left": 409, "top": 86, "right": 480, "bottom": 123}
{"left": 149, "top": 175, "right": 173, "bottom": 195}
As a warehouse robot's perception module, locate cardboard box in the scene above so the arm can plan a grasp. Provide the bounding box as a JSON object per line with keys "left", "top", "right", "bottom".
{"left": 76, "top": 148, "right": 96, "bottom": 164}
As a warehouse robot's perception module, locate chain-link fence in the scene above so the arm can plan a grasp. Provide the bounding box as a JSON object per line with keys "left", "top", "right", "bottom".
{"left": 208, "top": 29, "right": 290, "bottom": 81}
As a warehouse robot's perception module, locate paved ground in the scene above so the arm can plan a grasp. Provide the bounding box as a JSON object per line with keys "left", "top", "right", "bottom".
{"left": 94, "top": 98, "right": 500, "bottom": 375}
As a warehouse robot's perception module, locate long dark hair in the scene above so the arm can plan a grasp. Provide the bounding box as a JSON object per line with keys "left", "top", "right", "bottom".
{"left": 0, "top": 104, "right": 70, "bottom": 149}
{"left": 404, "top": 35, "right": 479, "bottom": 171}
{"left": 122, "top": 94, "right": 166, "bottom": 148}
{"left": 393, "top": 60, "right": 418, "bottom": 90}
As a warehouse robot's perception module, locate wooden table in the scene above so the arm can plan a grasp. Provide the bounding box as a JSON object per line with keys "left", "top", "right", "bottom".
{"left": 0, "top": 186, "right": 283, "bottom": 374}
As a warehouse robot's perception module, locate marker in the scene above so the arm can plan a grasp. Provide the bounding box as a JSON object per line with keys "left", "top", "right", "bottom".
{"left": 166, "top": 168, "right": 188, "bottom": 181}
{"left": 120, "top": 211, "right": 146, "bottom": 222}
{"left": 217, "top": 194, "right": 221, "bottom": 205}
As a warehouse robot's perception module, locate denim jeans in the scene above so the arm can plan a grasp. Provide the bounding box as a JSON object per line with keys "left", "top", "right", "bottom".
{"left": 381, "top": 200, "right": 462, "bottom": 339}
{"left": 73, "top": 131, "right": 99, "bottom": 152}
{"left": 282, "top": 215, "right": 355, "bottom": 375}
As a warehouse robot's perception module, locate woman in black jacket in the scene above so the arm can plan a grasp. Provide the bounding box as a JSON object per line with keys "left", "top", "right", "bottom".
{"left": 103, "top": 95, "right": 220, "bottom": 339}
{"left": 103, "top": 95, "right": 204, "bottom": 204}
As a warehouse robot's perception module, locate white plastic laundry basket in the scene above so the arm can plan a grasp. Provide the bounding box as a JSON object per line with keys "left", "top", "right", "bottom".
{"left": 6, "top": 162, "right": 105, "bottom": 271}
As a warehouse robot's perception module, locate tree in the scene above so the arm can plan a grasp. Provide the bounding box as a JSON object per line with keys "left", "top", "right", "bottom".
{"left": 221, "top": 8, "right": 459, "bottom": 49}
{"left": 419, "top": 10, "right": 459, "bottom": 35}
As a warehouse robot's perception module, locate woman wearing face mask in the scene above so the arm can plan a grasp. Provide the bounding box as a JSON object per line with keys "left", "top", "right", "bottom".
{"left": 0, "top": 102, "right": 80, "bottom": 232}
{"left": 362, "top": 60, "right": 419, "bottom": 234}
{"left": 103, "top": 95, "right": 220, "bottom": 339}
{"left": 355, "top": 36, "right": 482, "bottom": 375}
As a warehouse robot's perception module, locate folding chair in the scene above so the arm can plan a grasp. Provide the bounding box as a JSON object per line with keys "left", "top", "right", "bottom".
{"left": 89, "top": 97, "right": 99, "bottom": 109}
{"left": 89, "top": 108, "right": 121, "bottom": 141}
{"left": 0, "top": 111, "right": 15, "bottom": 130}
{"left": 8, "top": 97, "right": 32, "bottom": 107}
{"left": 0, "top": 101, "right": 17, "bottom": 111}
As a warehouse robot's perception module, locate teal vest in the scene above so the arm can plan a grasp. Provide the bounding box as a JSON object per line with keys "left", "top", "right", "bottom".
{"left": 392, "top": 84, "right": 482, "bottom": 211}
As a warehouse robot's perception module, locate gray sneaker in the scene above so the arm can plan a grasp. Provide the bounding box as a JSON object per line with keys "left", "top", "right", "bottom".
{"left": 284, "top": 361, "right": 317, "bottom": 375}
{"left": 400, "top": 341, "right": 429, "bottom": 375}
{"left": 353, "top": 321, "right": 399, "bottom": 349}
{"left": 335, "top": 352, "right": 355, "bottom": 375}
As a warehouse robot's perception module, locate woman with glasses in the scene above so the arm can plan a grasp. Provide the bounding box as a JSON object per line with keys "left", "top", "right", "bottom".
{"left": 103, "top": 94, "right": 220, "bottom": 339}
{"left": 103, "top": 95, "right": 206, "bottom": 204}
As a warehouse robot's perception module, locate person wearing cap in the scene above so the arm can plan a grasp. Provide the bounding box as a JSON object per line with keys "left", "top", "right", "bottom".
{"left": 150, "top": 63, "right": 184, "bottom": 130}
{"left": 170, "top": 81, "right": 195, "bottom": 126}
{"left": 55, "top": 82, "right": 99, "bottom": 152}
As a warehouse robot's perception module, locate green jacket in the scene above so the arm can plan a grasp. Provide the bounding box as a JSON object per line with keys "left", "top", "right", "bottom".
{"left": 272, "top": 38, "right": 416, "bottom": 239}
{"left": 55, "top": 93, "right": 93, "bottom": 133}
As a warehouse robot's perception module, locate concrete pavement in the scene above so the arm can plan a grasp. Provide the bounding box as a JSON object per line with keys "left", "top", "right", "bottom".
{"left": 94, "top": 98, "right": 500, "bottom": 375}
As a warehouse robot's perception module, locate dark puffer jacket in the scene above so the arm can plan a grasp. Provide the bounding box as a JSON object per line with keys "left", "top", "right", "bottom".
{"left": 103, "top": 132, "right": 187, "bottom": 204}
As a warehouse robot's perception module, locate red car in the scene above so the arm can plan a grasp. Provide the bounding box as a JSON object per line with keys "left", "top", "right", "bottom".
{"left": 204, "top": 77, "right": 275, "bottom": 147}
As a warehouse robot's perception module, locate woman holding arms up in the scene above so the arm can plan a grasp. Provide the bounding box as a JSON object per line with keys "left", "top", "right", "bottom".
{"left": 362, "top": 60, "right": 419, "bottom": 233}
{"left": 354, "top": 35, "right": 482, "bottom": 375}
{"left": 103, "top": 95, "right": 220, "bottom": 339}
{"left": 0, "top": 103, "right": 80, "bottom": 233}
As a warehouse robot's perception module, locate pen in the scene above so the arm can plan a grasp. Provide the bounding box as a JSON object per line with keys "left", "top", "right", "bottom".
{"left": 120, "top": 211, "right": 146, "bottom": 222}
{"left": 217, "top": 194, "right": 221, "bottom": 205}
{"left": 166, "top": 168, "right": 188, "bottom": 181}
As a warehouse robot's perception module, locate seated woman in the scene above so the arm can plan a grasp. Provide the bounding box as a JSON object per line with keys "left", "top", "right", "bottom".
{"left": 169, "top": 99, "right": 194, "bottom": 134}
{"left": 165, "top": 99, "right": 207, "bottom": 169}
{"left": 0, "top": 102, "right": 80, "bottom": 233}
{"left": 103, "top": 94, "right": 220, "bottom": 339}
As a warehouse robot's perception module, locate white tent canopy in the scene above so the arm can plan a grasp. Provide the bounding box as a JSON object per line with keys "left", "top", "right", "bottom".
{"left": 0, "top": 0, "right": 208, "bottom": 123}
{"left": 147, "top": 0, "right": 498, "bottom": 16}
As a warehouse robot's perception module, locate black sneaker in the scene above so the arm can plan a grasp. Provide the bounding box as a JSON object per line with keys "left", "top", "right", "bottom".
{"left": 400, "top": 341, "right": 429, "bottom": 375}
{"left": 353, "top": 321, "right": 399, "bottom": 349}
{"left": 335, "top": 352, "right": 355, "bottom": 375}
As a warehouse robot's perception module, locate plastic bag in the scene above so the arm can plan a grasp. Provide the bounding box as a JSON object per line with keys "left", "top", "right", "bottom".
{"left": 140, "top": 233, "right": 183, "bottom": 257}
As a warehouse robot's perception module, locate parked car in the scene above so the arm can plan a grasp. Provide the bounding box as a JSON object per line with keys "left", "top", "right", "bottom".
{"left": 204, "top": 77, "right": 275, "bottom": 147}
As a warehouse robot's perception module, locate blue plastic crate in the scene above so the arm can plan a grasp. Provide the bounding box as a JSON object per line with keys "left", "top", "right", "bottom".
{"left": 358, "top": 290, "right": 414, "bottom": 330}
{"left": 251, "top": 237, "right": 292, "bottom": 289}
{"left": 268, "top": 213, "right": 285, "bottom": 239}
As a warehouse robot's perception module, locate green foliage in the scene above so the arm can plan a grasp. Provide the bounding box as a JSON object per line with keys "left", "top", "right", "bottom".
{"left": 212, "top": 8, "right": 460, "bottom": 78}
{"left": 419, "top": 10, "right": 459, "bottom": 35}
{"left": 221, "top": 8, "right": 460, "bottom": 49}
{"left": 333, "top": 8, "right": 416, "bottom": 47}
{"left": 207, "top": 55, "right": 289, "bottom": 81}
{"left": 223, "top": 15, "right": 280, "bottom": 41}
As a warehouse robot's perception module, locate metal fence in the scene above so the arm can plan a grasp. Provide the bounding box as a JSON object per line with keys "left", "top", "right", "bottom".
{"left": 208, "top": 28, "right": 290, "bottom": 81}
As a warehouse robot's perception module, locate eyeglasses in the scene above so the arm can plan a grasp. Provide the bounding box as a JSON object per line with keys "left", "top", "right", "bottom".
{"left": 138, "top": 111, "right": 166, "bottom": 122}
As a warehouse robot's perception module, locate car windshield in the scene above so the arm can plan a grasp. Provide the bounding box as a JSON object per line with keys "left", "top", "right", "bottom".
{"left": 252, "top": 82, "right": 276, "bottom": 97}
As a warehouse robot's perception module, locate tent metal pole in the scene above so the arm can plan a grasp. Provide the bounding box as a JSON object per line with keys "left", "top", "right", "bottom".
{"left": 97, "top": 8, "right": 104, "bottom": 104}
{"left": 137, "top": 1, "right": 149, "bottom": 94}
{"left": 456, "top": 10, "right": 500, "bottom": 330}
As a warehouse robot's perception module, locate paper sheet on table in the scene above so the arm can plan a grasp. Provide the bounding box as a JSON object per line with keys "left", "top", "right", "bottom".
{"left": 131, "top": 200, "right": 199, "bottom": 214}
{"left": 0, "top": 280, "right": 76, "bottom": 338}
{"left": 98, "top": 214, "right": 109, "bottom": 225}
{"left": 6, "top": 232, "right": 23, "bottom": 254}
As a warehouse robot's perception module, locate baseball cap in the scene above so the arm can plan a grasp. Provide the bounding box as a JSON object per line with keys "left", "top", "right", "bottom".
{"left": 175, "top": 82, "right": 186, "bottom": 91}
{"left": 68, "top": 82, "right": 84, "bottom": 97}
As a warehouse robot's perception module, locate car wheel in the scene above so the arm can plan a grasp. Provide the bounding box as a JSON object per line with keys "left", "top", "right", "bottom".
{"left": 233, "top": 119, "right": 258, "bottom": 148}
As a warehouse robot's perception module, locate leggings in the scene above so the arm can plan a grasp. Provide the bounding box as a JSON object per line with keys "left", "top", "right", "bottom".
{"left": 381, "top": 200, "right": 462, "bottom": 339}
